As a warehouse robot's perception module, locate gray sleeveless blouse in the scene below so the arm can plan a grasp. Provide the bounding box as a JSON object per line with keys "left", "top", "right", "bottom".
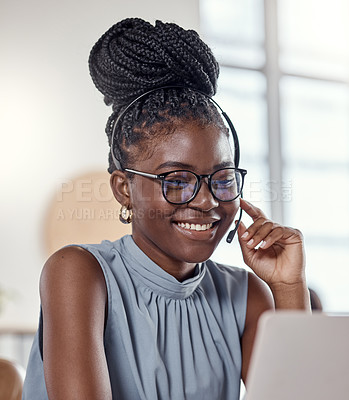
{"left": 23, "top": 235, "right": 248, "bottom": 400}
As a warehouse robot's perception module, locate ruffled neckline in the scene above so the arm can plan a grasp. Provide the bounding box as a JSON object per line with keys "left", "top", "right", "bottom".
{"left": 114, "top": 235, "right": 206, "bottom": 300}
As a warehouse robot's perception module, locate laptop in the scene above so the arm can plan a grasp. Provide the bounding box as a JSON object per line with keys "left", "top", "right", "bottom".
{"left": 245, "top": 310, "right": 349, "bottom": 400}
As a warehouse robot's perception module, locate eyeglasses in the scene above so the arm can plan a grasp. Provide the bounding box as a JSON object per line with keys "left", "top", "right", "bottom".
{"left": 124, "top": 167, "right": 247, "bottom": 205}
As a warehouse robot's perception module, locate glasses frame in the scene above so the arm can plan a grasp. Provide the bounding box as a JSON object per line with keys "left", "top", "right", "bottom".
{"left": 124, "top": 167, "right": 247, "bottom": 205}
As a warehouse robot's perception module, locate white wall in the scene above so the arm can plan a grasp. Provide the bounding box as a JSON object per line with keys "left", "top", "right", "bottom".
{"left": 0, "top": 0, "right": 200, "bottom": 329}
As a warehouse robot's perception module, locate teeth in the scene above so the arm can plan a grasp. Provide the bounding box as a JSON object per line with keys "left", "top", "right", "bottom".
{"left": 177, "top": 222, "right": 213, "bottom": 231}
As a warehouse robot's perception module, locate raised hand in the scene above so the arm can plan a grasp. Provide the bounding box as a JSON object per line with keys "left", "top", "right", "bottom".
{"left": 237, "top": 199, "right": 310, "bottom": 310}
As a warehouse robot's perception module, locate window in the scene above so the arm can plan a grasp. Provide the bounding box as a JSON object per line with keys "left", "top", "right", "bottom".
{"left": 201, "top": 0, "right": 349, "bottom": 312}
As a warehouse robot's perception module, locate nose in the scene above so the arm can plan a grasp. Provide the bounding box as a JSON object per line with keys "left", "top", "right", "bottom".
{"left": 189, "top": 178, "right": 219, "bottom": 211}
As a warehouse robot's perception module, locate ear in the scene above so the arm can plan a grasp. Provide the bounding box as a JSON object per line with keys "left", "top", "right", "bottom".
{"left": 110, "top": 170, "right": 131, "bottom": 207}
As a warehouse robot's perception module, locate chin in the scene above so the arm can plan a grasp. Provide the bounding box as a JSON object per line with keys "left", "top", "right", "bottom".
{"left": 177, "top": 241, "right": 220, "bottom": 264}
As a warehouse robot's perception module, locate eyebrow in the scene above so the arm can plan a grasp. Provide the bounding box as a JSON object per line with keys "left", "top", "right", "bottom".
{"left": 155, "top": 160, "right": 235, "bottom": 172}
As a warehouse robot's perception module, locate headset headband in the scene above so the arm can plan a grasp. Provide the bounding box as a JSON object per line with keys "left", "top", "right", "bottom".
{"left": 110, "top": 85, "right": 240, "bottom": 170}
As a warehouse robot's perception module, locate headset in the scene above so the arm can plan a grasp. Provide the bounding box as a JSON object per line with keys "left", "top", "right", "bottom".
{"left": 110, "top": 86, "right": 244, "bottom": 243}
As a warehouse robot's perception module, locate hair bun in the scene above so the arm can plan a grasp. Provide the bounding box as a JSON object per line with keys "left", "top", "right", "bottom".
{"left": 88, "top": 18, "right": 219, "bottom": 108}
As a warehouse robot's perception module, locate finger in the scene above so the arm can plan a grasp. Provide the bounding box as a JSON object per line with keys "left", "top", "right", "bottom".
{"left": 258, "top": 226, "right": 285, "bottom": 249}
{"left": 237, "top": 221, "right": 256, "bottom": 264}
{"left": 240, "top": 199, "right": 268, "bottom": 221}
{"left": 237, "top": 219, "right": 248, "bottom": 238}
{"left": 261, "top": 227, "right": 303, "bottom": 249}
{"left": 242, "top": 220, "right": 279, "bottom": 249}
{"left": 240, "top": 217, "right": 269, "bottom": 246}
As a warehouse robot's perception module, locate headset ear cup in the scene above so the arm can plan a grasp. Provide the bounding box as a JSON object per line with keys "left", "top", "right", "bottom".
{"left": 221, "top": 113, "right": 241, "bottom": 243}
{"left": 222, "top": 111, "right": 240, "bottom": 168}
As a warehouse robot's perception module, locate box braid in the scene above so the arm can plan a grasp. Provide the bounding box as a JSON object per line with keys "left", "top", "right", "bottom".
{"left": 88, "top": 18, "right": 227, "bottom": 173}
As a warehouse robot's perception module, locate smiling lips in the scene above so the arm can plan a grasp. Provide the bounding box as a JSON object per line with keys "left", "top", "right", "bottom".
{"left": 176, "top": 222, "right": 214, "bottom": 231}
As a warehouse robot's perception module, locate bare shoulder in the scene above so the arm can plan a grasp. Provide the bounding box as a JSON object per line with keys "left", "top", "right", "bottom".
{"left": 40, "top": 246, "right": 106, "bottom": 302}
{"left": 41, "top": 245, "right": 103, "bottom": 281}
{"left": 40, "top": 245, "right": 107, "bottom": 338}
{"left": 40, "top": 246, "right": 111, "bottom": 398}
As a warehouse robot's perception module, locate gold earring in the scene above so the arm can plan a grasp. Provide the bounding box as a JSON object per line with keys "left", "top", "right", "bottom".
{"left": 119, "top": 205, "right": 133, "bottom": 224}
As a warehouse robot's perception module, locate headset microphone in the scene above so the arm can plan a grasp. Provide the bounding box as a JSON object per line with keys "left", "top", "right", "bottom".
{"left": 226, "top": 197, "right": 243, "bottom": 243}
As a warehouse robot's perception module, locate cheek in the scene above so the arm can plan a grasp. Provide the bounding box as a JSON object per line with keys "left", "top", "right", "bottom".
{"left": 129, "top": 179, "right": 173, "bottom": 223}
{"left": 221, "top": 199, "right": 240, "bottom": 225}
{"left": 130, "top": 178, "right": 162, "bottom": 204}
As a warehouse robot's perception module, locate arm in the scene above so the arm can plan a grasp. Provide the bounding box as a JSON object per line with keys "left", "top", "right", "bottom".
{"left": 241, "top": 272, "right": 274, "bottom": 383}
{"left": 40, "top": 246, "right": 112, "bottom": 400}
{"left": 237, "top": 199, "right": 310, "bottom": 383}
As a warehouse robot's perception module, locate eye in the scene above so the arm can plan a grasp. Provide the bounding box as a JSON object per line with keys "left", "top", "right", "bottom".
{"left": 167, "top": 177, "right": 189, "bottom": 184}
{"left": 212, "top": 177, "right": 236, "bottom": 188}
{"left": 164, "top": 178, "right": 191, "bottom": 190}
{"left": 164, "top": 172, "right": 193, "bottom": 187}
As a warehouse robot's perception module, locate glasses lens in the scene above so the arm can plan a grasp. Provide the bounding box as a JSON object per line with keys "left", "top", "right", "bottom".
{"left": 163, "top": 171, "right": 197, "bottom": 204}
{"left": 211, "top": 168, "right": 243, "bottom": 201}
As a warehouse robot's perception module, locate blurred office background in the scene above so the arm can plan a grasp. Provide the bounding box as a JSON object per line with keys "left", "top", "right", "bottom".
{"left": 1, "top": 0, "right": 348, "bottom": 372}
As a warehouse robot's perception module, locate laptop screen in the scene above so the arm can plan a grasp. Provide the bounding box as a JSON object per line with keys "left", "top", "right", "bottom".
{"left": 245, "top": 311, "right": 349, "bottom": 400}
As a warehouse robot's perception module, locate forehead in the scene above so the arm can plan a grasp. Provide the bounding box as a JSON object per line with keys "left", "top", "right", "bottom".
{"left": 135, "top": 121, "right": 235, "bottom": 172}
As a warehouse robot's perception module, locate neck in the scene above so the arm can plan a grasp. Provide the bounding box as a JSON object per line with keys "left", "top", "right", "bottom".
{"left": 132, "top": 235, "right": 198, "bottom": 282}
{"left": 164, "top": 263, "right": 198, "bottom": 282}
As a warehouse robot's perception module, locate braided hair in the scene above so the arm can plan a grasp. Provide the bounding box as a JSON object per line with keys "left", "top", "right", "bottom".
{"left": 88, "top": 18, "right": 227, "bottom": 173}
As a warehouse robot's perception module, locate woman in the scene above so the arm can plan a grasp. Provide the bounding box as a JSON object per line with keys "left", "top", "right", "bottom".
{"left": 23, "top": 18, "right": 310, "bottom": 400}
